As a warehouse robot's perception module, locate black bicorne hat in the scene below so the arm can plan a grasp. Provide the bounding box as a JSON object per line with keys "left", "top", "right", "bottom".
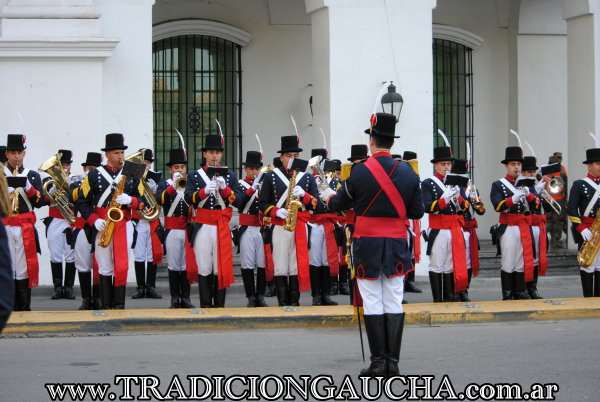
{"left": 402, "top": 151, "right": 417, "bottom": 160}
{"left": 364, "top": 112, "right": 399, "bottom": 138}
{"left": 311, "top": 148, "right": 328, "bottom": 159}
{"left": 451, "top": 158, "right": 469, "bottom": 174}
{"left": 273, "top": 157, "right": 283, "bottom": 168}
{"left": 6, "top": 134, "right": 26, "bottom": 151}
{"left": 101, "top": 133, "right": 128, "bottom": 152}
{"left": 242, "top": 151, "right": 263, "bottom": 168}
{"left": 348, "top": 144, "right": 368, "bottom": 161}
{"left": 166, "top": 149, "right": 187, "bottom": 166}
{"left": 278, "top": 135, "right": 302, "bottom": 154}
{"left": 58, "top": 149, "right": 73, "bottom": 164}
{"left": 583, "top": 148, "right": 600, "bottom": 164}
{"left": 201, "top": 135, "right": 224, "bottom": 152}
{"left": 501, "top": 146, "right": 524, "bottom": 164}
{"left": 522, "top": 156, "right": 538, "bottom": 171}
{"left": 144, "top": 149, "right": 154, "bottom": 162}
{"left": 81, "top": 152, "right": 102, "bottom": 167}
{"left": 431, "top": 147, "right": 454, "bottom": 163}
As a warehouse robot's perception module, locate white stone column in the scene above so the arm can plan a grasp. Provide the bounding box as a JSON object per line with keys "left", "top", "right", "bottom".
{"left": 307, "top": 0, "right": 437, "bottom": 276}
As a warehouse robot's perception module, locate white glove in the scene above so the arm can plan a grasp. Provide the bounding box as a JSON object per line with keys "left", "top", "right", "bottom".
{"left": 7, "top": 187, "right": 14, "bottom": 193}
{"left": 172, "top": 172, "right": 182, "bottom": 182}
{"left": 47, "top": 184, "right": 58, "bottom": 196}
{"left": 94, "top": 219, "right": 107, "bottom": 231}
{"left": 534, "top": 181, "right": 546, "bottom": 194}
{"left": 204, "top": 180, "right": 218, "bottom": 192}
{"left": 442, "top": 186, "right": 458, "bottom": 202}
{"left": 320, "top": 187, "right": 336, "bottom": 202}
{"left": 147, "top": 179, "right": 158, "bottom": 193}
{"left": 25, "top": 179, "right": 32, "bottom": 193}
{"left": 454, "top": 185, "right": 461, "bottom": 194}
{"left": 251, "top": 181, "right": 261, "bottom": 191}
{"left": 292, "top": 186, "right": 305, "bottom": 198}
{"left": 116, "top": 193, "right": 132, "bottom": 205}
{"left": 276, "top": 208, "right": 289, "bottom": 219}
{"left": 581, "top": 228, "right": 593, "bottom": 242}
{"left": 216, "top": 176, "right": 227, "bottom": 190}
{"left": 511, "top": 189, "right": 526, "bottom": 204}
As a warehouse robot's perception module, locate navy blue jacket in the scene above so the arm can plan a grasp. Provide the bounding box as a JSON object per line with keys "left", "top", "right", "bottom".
{"left": 327, "top": 153, "right": 424, "bottom": 279}
{"left": 3, "top": 165, "right": 45, "bottom": 214}
{"left": 567, "top": 175, "right": 600, "bottom": 244}
{"left": 258, "top": 167, "right": 319, "bottom": 218}
{"left": 0, "top": 221, "right": 13, "bottom": 333}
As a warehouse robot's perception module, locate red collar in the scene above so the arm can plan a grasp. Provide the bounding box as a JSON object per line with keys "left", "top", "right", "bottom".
{"left": 434, "top": 172, "right": 445, "bottom": 180}
{"left": 505, "top": 174, "right": 517, "bottom": 183}
{"left": 244, "top": 176, "right": 253, "bottom": 184}
{"left": 587, "top": 173, "right": 600, "bottom": 182}
{"left": 104, "top": 164, "right": 121, "bottom": 173}
{"left": 372, "top": 151, "right": 391, "bottom": 158}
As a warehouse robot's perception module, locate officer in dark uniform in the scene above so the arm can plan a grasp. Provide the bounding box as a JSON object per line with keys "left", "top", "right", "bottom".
{"left": 70, "top": 152, "right": 103, "bottom": 310}
{"left": 3, "top": 134, "right": 45, "bottom": 311}
{"left": 157, "top": 148, "right": 195, "bottom": 309}
{"left": 76, "top": 133, "right": 145, "bottom": 309}
{"left": 263, "top": 157, "right": 284, "bottom": 299}
{"left": 320, "top": 113, "right": 424, "bottom": 377}
{"left": 568, "top": 147, "right": 600, "bottom": 297}
{"left": 258, "top": 136, "right": 319, "bottom": 307}
{"left": 235, "top": 150, "right": 268, "bottom": 307}
{"left": 490, "top": 147, "right": 539, "bottom": 300}
{"left": 184, "top": 135, "right": 240, "bottom": 308}
{"left": 547, "top": 154, "right": 568, "bottom": 249}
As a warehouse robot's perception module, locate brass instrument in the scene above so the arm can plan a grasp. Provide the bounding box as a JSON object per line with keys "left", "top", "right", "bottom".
{"left": 543, "top": 175, "right": 564, "bottom": 195}
{"left": 125, "top": 149, "right": 160, "bottom": 221}
{"left": 518, "top": 187, "right": 531, "bottom": 216}
{"left": 97, "top": 169, "right": 127, "bottom": 248}
{"left": 175, "top": 175, "right": 187, "bottom": 191}
{"left": 468, "top": 182, "right": 485, "bottom": 213}
{"left": 309, "top": 155, "right": 330, "bottom": 193}
{"left": 10, "top": 165, "right": 19, "bottom": 215}
{"left": 39, "top": 153, "right": 75, "bottom": 224}
{"left": 577, "top": 213, "right": 600, "bottom": 267}
{"left": 283, "top": 170, "right": 302, "bottom": 232}
{"left": 0, "top": 168, "right": 13, "bottom": 218}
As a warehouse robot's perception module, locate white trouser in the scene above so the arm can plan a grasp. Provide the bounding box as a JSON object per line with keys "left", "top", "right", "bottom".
{"left": 6, "top": 226, "right": 28, "bottom": 280}
{"left": 133, "top": 219, "right": 153, "bottom": 262}
{"left": 309, "top": 223, "right": 328, "bottom": 267}
{"left": 95, "top": 221, "right": 134, "bottom": 276}
{"left": 500, "top": 225, "right": 525, "bottom": 273}
{"left": 166, "top": 229, "right": 186, "bottom": 272}
{"left": 73, "top": 229, "right": 92, "bottom": 273}
{"left": 193, "top": 224, "right": 219, "bottom": 276}
{"left": 47, "top": 218, "right": 74, "bottom": 263}
{"left": 428, "top": 229, "right": 468, "bottom": 274}
{"left": 464, "top": 231, "right": 471, "bottom": 270}
{"left": 240, "top": 226, "right": 265, "bottom": 270}
{"left": 531, "top": 225, "right": 540, "bottom": 266}
{"left": 358, "top": 274, "right": 405, "bottom": 315}
{"left": 272, "top": 224, "right": 299, "bottom": 276}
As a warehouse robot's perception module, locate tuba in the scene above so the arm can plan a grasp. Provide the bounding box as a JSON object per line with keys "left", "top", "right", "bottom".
{"left": 39, "top": 153, "right": 75, "bottom": 223}
{"left": 125, "top": 149, "right": 161, "bottom": 221}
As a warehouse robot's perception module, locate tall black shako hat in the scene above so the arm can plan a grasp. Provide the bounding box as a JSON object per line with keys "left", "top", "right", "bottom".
{"left": 278, "top": 135, "right": 302, "bottom": 154}
{"left": 431, "top": 147, "right": 454, "bottom": 163}
{"left": 364, "top": 112, "right": 399, "bottom": 138}
{"left": 583, "top": 149, "right": 600, "bottom": 164}
{"left": 522, "top": 156, "right": 538, "bottom": 171}
{"left": 348, "top": 144, "right": 368, "bottom": 161}
{"left": 6, "top": 134, "right": 26, "bottom": 151}
{"left": 242, "top": 151, "right": 263, "bottom": 168}
{"left": 81, "top": 152, "right": 102, "bottom": 167}
{"left": 501, "top": 147, "right": 524, "bottom": 164}
{"left": 58, "top": 149, "right": 73, "bottom": 164}
{"left": 402, "top": 151, "right": 417, "bottom": 160}
{"left": 144, "top": 149, "right": 154, "bottom": 162}
{"left": 311, "top": 148, "right": 328, "bottom": 159}
{"left": 451, "top": 158, "right": 469, "bottom": 174}
{"left": 101, "top": 133, "right": 128, "bottom": 152}
{"left": 166, "top": 149, "right": 187, "bottom": 166}
{"left": 201, "top": 135, "right": 224, "bottom": 152}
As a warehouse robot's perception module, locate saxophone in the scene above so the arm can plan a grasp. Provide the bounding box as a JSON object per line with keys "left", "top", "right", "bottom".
{"left": 0, "top": 168, "right": 13, "bottom": 218}
{"left": 283, "top": 170, "right": 303, "bottom": 232}
{"left": 97, "top": 173, "right": 127, "bottom": 248}
{"left": 577, "top": 214, "right": 600, "bottom": 267}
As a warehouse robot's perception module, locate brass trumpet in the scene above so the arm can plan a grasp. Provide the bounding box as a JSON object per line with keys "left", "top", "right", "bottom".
{"left": 175, "top": 176, "right": 187, "bottom": 191}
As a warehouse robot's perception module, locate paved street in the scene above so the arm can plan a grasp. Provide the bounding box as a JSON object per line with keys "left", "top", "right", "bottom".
{"left": 1, "top": 319, "right": 597, "bottom": 401}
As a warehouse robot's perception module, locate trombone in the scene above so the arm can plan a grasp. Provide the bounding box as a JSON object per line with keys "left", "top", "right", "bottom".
{"left": 535, "top": 175, "right": 562, "bottom": 214}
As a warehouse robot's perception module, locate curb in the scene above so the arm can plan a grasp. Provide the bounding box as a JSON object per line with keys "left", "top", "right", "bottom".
{"left": 3, "top": 298, "right": 599, "bottom": 337}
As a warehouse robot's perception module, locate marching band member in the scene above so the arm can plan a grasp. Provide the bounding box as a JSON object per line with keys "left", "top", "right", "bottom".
{"left": 402, "top": 151, "right": 423, "bottom": 294}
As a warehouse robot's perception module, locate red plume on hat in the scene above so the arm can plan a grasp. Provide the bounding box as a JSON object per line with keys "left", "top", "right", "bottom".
{"left": 22, "top": 135, "right": 26, "bottom": 144}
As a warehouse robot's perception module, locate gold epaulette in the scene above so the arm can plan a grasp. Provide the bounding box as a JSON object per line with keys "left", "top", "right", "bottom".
{"left": 81, "top": 175, "right": 91, "bottom": 197}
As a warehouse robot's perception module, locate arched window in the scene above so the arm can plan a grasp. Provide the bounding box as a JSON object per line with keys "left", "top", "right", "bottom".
{"left": 433, "top": 38, "right": 474, "bottom": 166}
{"left": 153, "top": 34, "right": 242, "bottom": 172}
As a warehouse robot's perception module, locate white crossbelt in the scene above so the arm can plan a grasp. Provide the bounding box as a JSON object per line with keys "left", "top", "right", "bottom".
{"left": 196, "top": 168, "right": 226, "bottom": 209}
{"left": 430, "top": 176, "right": 446, "bottom": 192}
{"left": 4, "top": 167, "right": 33, "bottom": 211}
{"left": 97, "top": 167, "right": 123, "bottom": 208}
{"left": 166, "top": 178, "right": 187, "bottom": 217}
{"left": 238, "top": 180, "right": 259, "bottom": 214}
{"left": 274, "top": 168, "right": 305, "bottom": 209}
{"left": 499, "top": 178, "right": 518, "bottom": 194}
{"left": 582, "top": 177, "right": 600, "bottom": 217}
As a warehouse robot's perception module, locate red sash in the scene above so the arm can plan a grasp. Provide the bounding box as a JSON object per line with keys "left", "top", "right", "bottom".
{"left": 92, "top": 253, "right": 99, "bottom": 286}
{"left": 429, "top": 214, "right": 468, "bottom": 292}
{"left": 164, "top": 216, "right": 199, "bottom": 284}
{"left": 271, "top": 210, "right": 311, "bottom": 292}
{"left": 49, "top": 207, "right": 64, "bottom": 219}
{"left": 530, "top": 214, "right": 548, "bottom": 276}
{"left": 413, "top": 219, "right": 421, "bottom": 263}
{"left": 499, "top": 213, "right": 535, "bottom": 282}
{"left": 194, "top": 208, "right": 234, "bottom": 289}
{"left": 363, "top": 156, "right": 407, "bottom": 220}
{"left": 264, "top": 243, "right": 274, "bottom": 281}
{"left": 71, "top": 217, "right": 86, "bottom": 230}
{"left": 344, "top": 210, "right": 356, "bottom": 225}
{"left": 310, "top": 213, "right": 340, "bottom": 275}
{"left": 239, "top": 213, "right": 261, "bottom": 227}
{"left": 462, "top": 218, "right": 480, "bottom": 276}
{"left": 149, "top": 219, "right": 163, "bottom": 265}
{"left": 3, "top": 211, "right": 39, "bottom": 288}
{"left": 95, "top": 207, "right": 130, "bottom": 287}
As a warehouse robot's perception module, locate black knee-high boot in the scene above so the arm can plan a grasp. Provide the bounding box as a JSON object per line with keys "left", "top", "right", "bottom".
{"left": 213, "top": 275, "right": 226, "bottom": 308}
{"left": 63, "top": 262, "right": 76, "bottom": 299}
{"left": 13, "top": 280, "right": 22, "bottom": 311}
{"left": 179, "top": 271, "right": 195, "bottom": 308}
{"left": 338, "top": 265, "right": 351, "bottom": 295}
{"left": 198, "top": 274, "right": 213, "bottom": 308}
{"left": 255, "top": 268, "right": 268, "bottom": 307}
{"left": 320, "top": 266, "right": 338, "bottom": 305}
{"left": 595, "top": 271, "right": 600, "bottom": 297}
{"left": 50, "top": 262, "right": 64, "bottom": 299}
{"left": 241, "top": 269, "right": 257, "bottom": 307}
{"left": 274, "top": 276, "right": 288, "bottom": 307}
{"left": 77, "top": 271, "right": 92, "bottom": 310}
{"left": 168, "top": 270, "right": 180, "bottom": 308}
{"left": 264, "top": 280, "right": 276, "bottom": 297}
{"left": 14, "top": 279, "right": 30, "bottom": 311}
{"left": 360, "top": 315, "right": 387, "bottom": 376}
{"left": 309, "top": 265, "right": 322, "bottom": 306}
{"left": 288, "top": 275, "right": 300, "bottom": 306}
{"left": 113, "top": 285, "right": 126, "bottom": 309}
{"left": 459, "top": 269, "right": 472, "bottom": 302}
{"left": 428, "top": 272, "right": 443, "bottom": 303}
{"left": 527, "top": 266, "right": 543, "bottom": 299}
{"left": 92, "top": 283, "right": 102, "bottom": 310}
{"left": 385, "top": 313, "right": 405, "bottom": 376}
{"left": 405, "top": 269, "right": 422, "bottom": 293}
{"left": 131, "top": 261, "right": 146, "bottom": 299}
{"left": 513, "top": 272, "right": 530, "bottom": 300}
{"left": 145, "top": 263, "right": 162, "bottom": 299}
{"left": 442, "top": 273, "right": 457, "bottom": 302}
{"left": 99, "top": 274, "right": 113, "bottom": 309}
{"left": 580, "top": 271, "right": 594, "bottom": 297}
{"left": 501, "top": 271, "right": 513, "bottom": 300}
